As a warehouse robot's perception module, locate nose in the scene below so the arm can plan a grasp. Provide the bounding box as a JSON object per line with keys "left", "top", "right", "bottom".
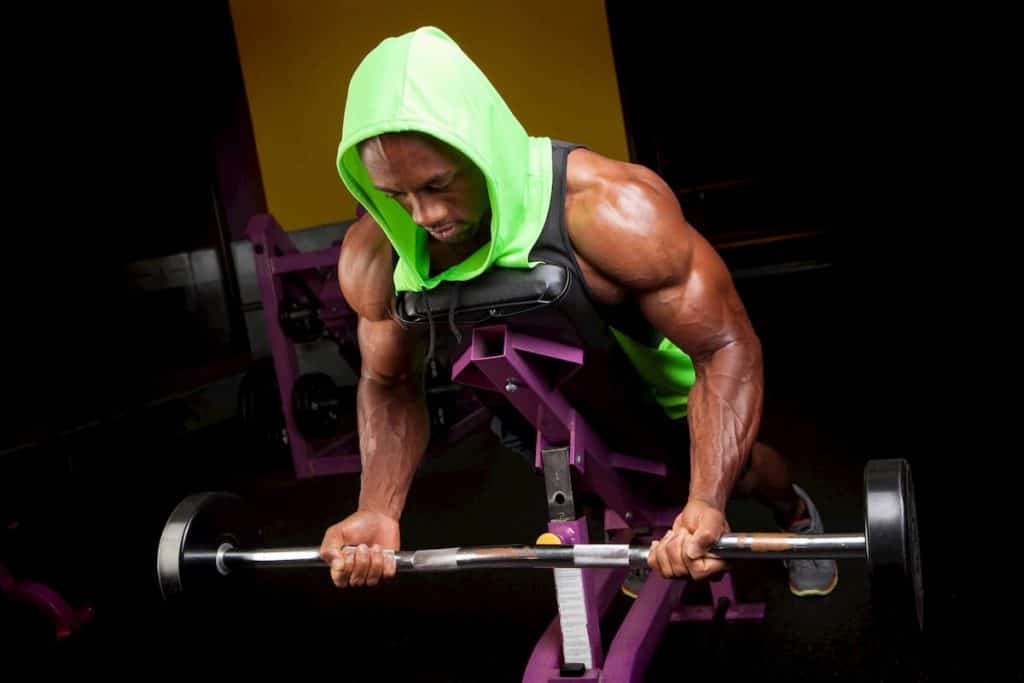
{"left": 409, "top": 194, "right": 447, "bottom": 228}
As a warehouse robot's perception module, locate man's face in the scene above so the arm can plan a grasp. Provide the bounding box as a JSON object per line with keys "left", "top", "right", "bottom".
{"left": 359, "top": 133, "right": 490, "bottom": 245}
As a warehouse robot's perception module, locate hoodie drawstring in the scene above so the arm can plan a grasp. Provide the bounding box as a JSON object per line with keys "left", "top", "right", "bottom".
{"left": 447, "top": 282, "right": 463, "bottom": 345}
{"left": 423, "top": 291, "right": 438, "bottom": 383}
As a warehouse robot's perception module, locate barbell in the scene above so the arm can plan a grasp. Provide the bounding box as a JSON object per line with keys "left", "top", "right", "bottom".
{"left": 157, "top": 458, "right": 923, "bottom": 631}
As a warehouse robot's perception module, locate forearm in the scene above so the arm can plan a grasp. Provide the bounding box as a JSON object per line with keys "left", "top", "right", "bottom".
{"left": 356, "top": 373, "right": 430, "bottom": 519}
{"left": 687, "top": 335, "right": 764, "bottom": 510}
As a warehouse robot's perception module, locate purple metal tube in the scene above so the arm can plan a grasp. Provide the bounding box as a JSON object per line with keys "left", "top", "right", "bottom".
{"left": 247, "top": 214, "right": 321, "bottom": 478}
{"left": 271, "top": 248, "right": 340, "bottom": 275}
{"left": 452, "top": 325, "right": 678, "bottom": 529}
{"left": 0, "top": 563, "right": 93, "bottom": 640}
{"left": 450, "top": 323, "right": 766, "bottom": 682}
{"left": 603, "top": 574, "right": 687, "bottom": 682}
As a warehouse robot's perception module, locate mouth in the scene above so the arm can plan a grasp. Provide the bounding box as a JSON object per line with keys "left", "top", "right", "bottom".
{"left": 427, "top": 224, "right": 460, "bottom": 240}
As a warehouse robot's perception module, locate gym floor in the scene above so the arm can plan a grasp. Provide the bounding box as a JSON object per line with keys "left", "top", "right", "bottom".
{"left": 1, "top": 270, "right": 1004, "bottom": 680}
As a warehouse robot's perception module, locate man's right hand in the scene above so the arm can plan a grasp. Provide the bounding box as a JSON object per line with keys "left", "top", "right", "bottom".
{"left": 319, "top": 510, "right": 400, "bottom": 589}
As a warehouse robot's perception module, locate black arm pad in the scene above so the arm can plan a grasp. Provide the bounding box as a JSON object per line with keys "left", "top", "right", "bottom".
{"left": 395, "top": 264, "right": 570, "bottom": 328}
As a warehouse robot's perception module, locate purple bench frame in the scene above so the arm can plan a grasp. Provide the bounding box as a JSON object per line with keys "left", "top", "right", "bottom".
{"left": 247, "top": 212, "right": 764, "bottom": 678}
{"left": 0, "top": 562, "right": 93, "bottom": 640}
{"left": 453, "top": 324, "right": 765, "bottom": 682}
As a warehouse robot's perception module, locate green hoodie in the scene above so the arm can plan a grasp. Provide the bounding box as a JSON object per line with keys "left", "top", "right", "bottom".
{"left": 336, "top": 26, "right": 551, "bottom": 293}
{"left": 336, "top": 27, "right": 695, "bottom": 419}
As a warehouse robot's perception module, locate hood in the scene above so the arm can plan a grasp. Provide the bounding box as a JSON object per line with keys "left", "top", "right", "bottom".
{"left": 336, "top": 26, "right": 552, "bottom": 292}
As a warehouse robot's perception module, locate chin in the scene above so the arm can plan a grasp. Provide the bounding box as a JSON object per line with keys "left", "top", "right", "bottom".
{"left": 452, "top": 222, "right": 485, "bottom": 244}
{"left": 426, "top": 220, "right": 486, "bottom": 245}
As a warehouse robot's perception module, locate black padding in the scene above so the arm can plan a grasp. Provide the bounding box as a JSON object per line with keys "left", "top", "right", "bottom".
{"left": 396, "top": 263, "right": 570, "bottom": 328}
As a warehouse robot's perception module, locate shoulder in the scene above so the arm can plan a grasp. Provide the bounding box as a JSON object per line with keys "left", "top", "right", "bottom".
{"left": 338, "top": 213, "right": 396, "bottom": 321}
{"left": 564, "top": 148, "right": 695, "bottom": 292}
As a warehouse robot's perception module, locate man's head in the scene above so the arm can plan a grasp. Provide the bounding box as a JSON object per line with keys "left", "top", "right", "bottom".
{"left": 337, "top": 27, "right": 548, "bottom": 292}
{"left": 357, "top": 132, "right": 490, "bottom": 245}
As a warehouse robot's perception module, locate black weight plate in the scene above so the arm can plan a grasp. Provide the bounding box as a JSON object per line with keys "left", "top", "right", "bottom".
{"left": 864, "top": 458, "right": 924, "bottom": 632}
{"left": 157, "top": 492, "right": 249, "bottom": 601}
{"left": 279, "top": 301, "right": 324, "bottom": 343}
{"left": 292, "top": 373, "right": 350, "bottom": 439}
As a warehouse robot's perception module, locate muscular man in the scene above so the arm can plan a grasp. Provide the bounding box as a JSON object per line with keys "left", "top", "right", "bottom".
{"left": 319, "top": 27, "right": 837, "bottom": 597}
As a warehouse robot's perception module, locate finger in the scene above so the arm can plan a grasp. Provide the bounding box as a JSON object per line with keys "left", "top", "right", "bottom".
{"left": 689, "top": 555, "right": 729, "bottom": 581}
{"left": 331, "top": 547, "right": 355, "bottom": 588}
{"left": 682, "top": 523, "right": 728, "bottom": 581}
{"left": 339, "top": 546, "right": 356, "bottom": 586}
{"left": 647, "top": 540, "right": 663, "bottom": 573}
{"left": 350, "top": 544, "right": 371, "bottom": 587}
{"left": 330, "top": 561, "right": 348, "bottom": 588}
{"left": 320, "top": 531, "right": 345, "bottom": 564}
{"left": 655, "top": 531, "right": 677, "bottom": 579}
{"left": 366, "top": 544, "right": 385, "bottom": 587}
{"left": 667, "top": 531, "right": 690, "bottom": 578}
{"left": 687, "top": 525, "right": 721, "bottom": 560}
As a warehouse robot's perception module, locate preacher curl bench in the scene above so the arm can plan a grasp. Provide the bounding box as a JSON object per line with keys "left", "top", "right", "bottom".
{"left": 160, "top": 260, "right": 923, "bottom": 681}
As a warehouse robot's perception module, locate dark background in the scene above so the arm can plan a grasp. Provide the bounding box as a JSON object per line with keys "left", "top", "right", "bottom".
{"left": 2, "top": 3, "right": 1003, "bottom": 680}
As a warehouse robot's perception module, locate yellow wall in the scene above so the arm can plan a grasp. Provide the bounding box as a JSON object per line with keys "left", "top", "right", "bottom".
{"left": 229, "top": 1, "right": 628, "bottom": 231}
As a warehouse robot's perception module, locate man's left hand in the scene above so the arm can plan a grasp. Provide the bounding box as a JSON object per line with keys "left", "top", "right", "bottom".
{"left": 648, "top": 500, "right": 729, "bottom": 581}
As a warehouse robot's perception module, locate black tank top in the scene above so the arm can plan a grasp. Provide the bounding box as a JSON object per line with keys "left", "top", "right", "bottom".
{"left": 529, "top": 140, "right": 664, "bottom": 349}
{"left": 516, "top": 140, "right": 689, "bottom": 460}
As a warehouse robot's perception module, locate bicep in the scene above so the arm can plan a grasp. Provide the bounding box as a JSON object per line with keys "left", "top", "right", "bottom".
{"left": 357, "top": 316, "right": 422, "bottom": 387}
{"left": 337, "top": 214, "right": 396, "bottom": 322}
{"left": 336, "top": 216, "right": 421, "bottom": 385}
